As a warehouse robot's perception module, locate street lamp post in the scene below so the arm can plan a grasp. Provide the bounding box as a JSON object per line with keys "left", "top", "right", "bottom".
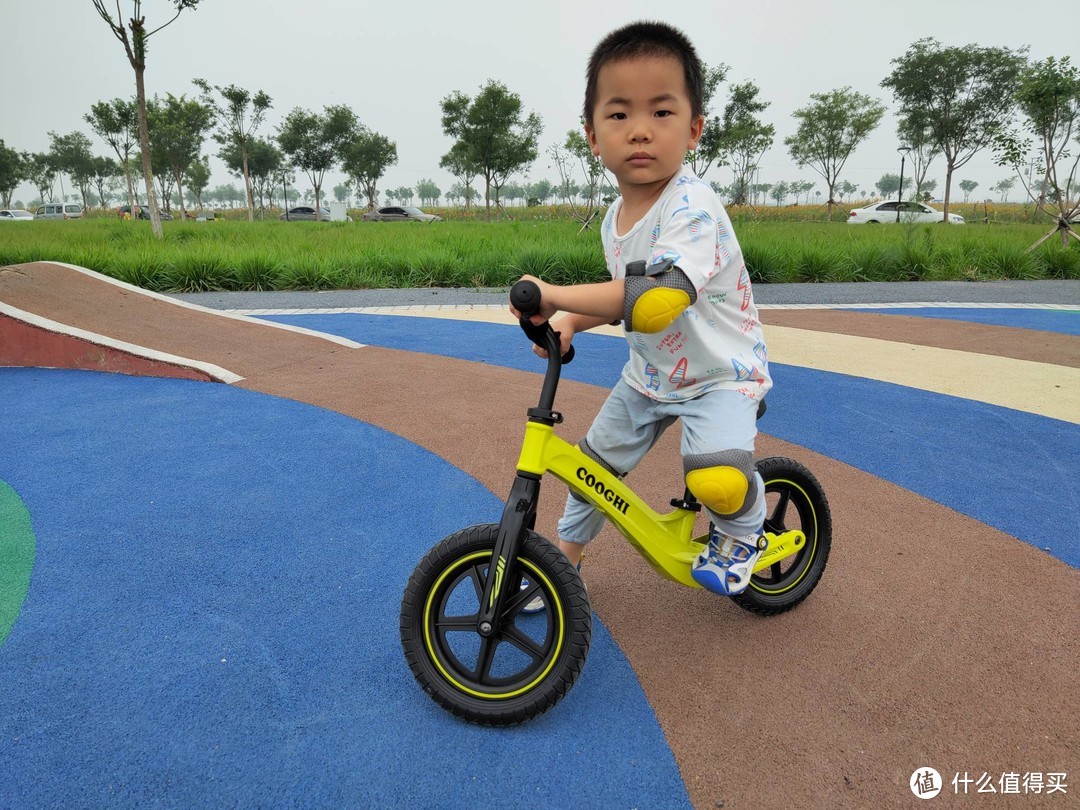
{"left": 896, "top": 146, "right": 910, "bottom": 223}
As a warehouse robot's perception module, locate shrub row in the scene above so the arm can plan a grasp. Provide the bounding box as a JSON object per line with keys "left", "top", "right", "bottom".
{"left": 1, "top": 218, "right": 1077, "bottom": 292}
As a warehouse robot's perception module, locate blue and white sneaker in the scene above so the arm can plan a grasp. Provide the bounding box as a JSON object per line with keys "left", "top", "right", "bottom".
{"left": 691, "top": 527, "right": 766, "bottom": 596}
{"left": 521, "top": 558, "right": 583, "bottom": 614}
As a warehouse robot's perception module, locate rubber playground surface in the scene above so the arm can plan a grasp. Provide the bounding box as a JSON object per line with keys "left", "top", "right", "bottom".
{"left": 0, "top": 262, "right": 1077, "bottom": 808}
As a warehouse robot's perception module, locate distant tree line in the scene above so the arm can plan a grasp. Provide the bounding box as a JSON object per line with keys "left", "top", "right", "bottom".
{"left": 2, "top": 15, "right": 1077, "bottom": 246}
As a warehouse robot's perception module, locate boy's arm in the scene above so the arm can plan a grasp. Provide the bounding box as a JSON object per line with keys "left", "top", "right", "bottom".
{"left": 510, "top": 275, "right": 625, "bottom": 325}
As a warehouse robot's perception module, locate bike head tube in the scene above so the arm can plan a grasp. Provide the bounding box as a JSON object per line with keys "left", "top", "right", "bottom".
{"left": 510, "top": 279, "right": 574, "bottom": 420}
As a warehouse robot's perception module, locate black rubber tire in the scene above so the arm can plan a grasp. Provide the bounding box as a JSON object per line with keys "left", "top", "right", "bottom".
{"left": 732, "top": 456, "right": 832, "bottom": 616}
{"left": 400, "top": 524, "right": 591, "bottom": 725}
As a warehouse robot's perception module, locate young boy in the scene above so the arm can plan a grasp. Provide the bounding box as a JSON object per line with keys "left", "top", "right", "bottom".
{"left": 511, "top": 20, "right": 771, "bottom": 597}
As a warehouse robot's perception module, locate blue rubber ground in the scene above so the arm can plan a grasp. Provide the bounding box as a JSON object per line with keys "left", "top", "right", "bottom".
{"left": 848, "top": 306, "right": 1080, "bottom": 335}
{"left": 262, "top": 313, "right": 1080, "bottom": 568}
{"left": 0, "top": 369, "right": 688, "bottom": 808}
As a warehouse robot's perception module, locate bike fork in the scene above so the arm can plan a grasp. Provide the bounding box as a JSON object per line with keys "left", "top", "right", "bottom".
{"left": 476, "top": 473, "right": 540, "bottom": 636}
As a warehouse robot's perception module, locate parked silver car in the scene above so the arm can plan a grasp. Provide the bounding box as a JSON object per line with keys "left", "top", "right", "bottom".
{"left": 361, "top": 206, "right": 443, "bottom": 223}
{"left": 34, "top": 203, "right": 84, "bottom": 220}
{"left": 279, "top": 206, "right": 333, "bottom": 221}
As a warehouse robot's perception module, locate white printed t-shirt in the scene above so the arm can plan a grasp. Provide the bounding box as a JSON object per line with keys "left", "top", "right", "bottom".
{"left": 601, "top": 165, "right": 771, "bottom": 402}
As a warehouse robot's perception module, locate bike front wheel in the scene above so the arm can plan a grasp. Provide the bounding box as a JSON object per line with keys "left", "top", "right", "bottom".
{"left": 400, "top": 524, "right": 591, "bottom": 725}
{"left": 732, "top": 456, "right": 832, "bottom": 616}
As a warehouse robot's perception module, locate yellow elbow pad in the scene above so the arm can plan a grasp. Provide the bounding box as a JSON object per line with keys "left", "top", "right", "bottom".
{"left": 623, "top": 261, "right": 698, "bottom": 334}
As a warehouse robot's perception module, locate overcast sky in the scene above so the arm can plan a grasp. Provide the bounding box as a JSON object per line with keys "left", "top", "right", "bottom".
{"left": 3, "top": 0, "right": 1075, "bottom": 206}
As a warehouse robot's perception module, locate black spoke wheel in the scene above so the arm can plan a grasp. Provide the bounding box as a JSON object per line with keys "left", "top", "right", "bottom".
{"left": 400, "top": 524, "right": 591, "bottom": 725}
{"left": 732, "top": 457, "right": 832, "bottom": 616}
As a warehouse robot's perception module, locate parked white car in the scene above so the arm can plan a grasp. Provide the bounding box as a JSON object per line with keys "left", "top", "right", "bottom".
{"left": 848, "top": 201, "right": 964, "bottom": 224}
{"left": 0, "top": 209, "right": 35, "bottom": 222}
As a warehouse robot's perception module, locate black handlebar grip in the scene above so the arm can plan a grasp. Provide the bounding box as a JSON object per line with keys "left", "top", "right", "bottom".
{"left": 510, "top": 279, "right": 542, "bottom": 318}
{"left": 511, "top": 279, "right": 575, "bottom": 365}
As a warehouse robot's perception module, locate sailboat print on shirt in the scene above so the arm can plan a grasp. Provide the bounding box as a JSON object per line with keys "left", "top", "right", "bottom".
{"left": 732, "top": 357, "right": 764, "bottom": 384}
{"left": 643, "top": 363, "right": 661, "bottom": 391}
{"left": 669, "top": 357, "right": 697, "bottom": 389}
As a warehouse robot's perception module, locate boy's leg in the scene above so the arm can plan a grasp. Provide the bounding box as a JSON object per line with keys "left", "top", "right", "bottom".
{"left": 677, "top": 390, "right": 766, "bottom": 595}
{"left": 556, "top": 379, "right": 674, "bottom": 549}
{"left": 523, "top": 381, "right": 672, "bottom": 612}
{"left": 557, "top": 532, "right": 586, "bottom": 567}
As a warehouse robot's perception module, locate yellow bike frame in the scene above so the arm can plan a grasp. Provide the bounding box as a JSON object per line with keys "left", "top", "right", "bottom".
{"left": 515, "top": 422, "right": 805, "bottom": 588}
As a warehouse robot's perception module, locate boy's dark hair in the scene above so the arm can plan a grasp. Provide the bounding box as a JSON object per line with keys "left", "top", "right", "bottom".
{"left": 583, "top": 21, "right": 704, "bottom": 126}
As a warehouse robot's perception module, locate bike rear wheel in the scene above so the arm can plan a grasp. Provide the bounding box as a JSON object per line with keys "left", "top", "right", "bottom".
{"left": 400, "top": 524, "right": 591, "bottom": 725}
{"left": 732, "top": 456, "right": 832, "bottom": 616}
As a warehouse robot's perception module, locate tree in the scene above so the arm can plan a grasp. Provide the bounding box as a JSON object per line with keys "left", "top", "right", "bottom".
{"left": 389, "top": 185, "right": 414, "bottom": 205}
{"left": 446, "top": 182, "right": 475, "bottom": 207}
{"left": 992, "top": 176, "right": 1017, "bottom": 202}
{"left": 48, "top": 131, "right": 97, "bottom": 210}
{"left": 785, "top": 86, "right": 885, "bottom": 218}
{"left": 882, "top": 37, "right": 1027, "bottom": 222}
{"left": 528, "top": 179, "right": 554, "bottom": 205}
{"left": 85, "top": 98, "right": 139, "bottom": 211}
{"left": 722, "top": 81, "right": 775, "bottom": 205}
{"left": 0, "top": 148, "right": 26, "bottom": 209}
{"left": 219, "top": 137, "right": 283, "bottom": 216}
{"left": 25, "top": 152, "right": 57, "bottom": 204}
{"left": 90, "top": 155, "right": 120, "bottom": 208}
{"left": 340, "top": 127, "right": 397, "bottom": 210}
{"left": 875, "top": 173, "right": 913, "bottom": 199}
{"left": 549, "top": 130, "right": 611, "bottom": 231}
{"left": 898, "top": 108, "right": 939, "bottom": 201}
{"left": 415, "top": 178, "right": 440, "bottom": 207}
{"left": 91, "top": 0, "right": 202, "bottom": 237}
{"left": 439, "top": 141, "right": 479, "bottom": 212}
{"left": 0, "top": 141, "right": 24, "bottom": 208}
{"left": 192, "top": 78, "right": 272, "bottom": 222}
{"left": 709, "top": 182, "right": 732, "bottom": 202}
{"left": 440, "top": 81, "right": 542, "bottom": 219}
{"left": 146, "top": 93, "right": 212, "bottom": 218}
{"left": 277, "top": 105, "right": 358, "bottom": 219}
{"left": 186, "top": 155, "right": 211, "bottom": 210}
{"left": 769, "top": 181, "right": 789, "bottom": 206}
{"left": 959, "top": 179, "right": 979, "bottom": 202}
{"left": 685, "top": 63, "right": 729, "bottom": 178}
{"left": 994, "top": 55, "right": 1080, "bottom": 249}
{"left": 837, "top": 180, "right": 858, "bottom": 202}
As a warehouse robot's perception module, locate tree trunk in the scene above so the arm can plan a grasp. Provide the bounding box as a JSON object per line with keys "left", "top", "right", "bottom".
{"left": 124, "top": 154, "right": 135, "bottom": 214}
{"left": 942, "top": 163, "right": 954, "bottom": 223}
{"left": 242, "top": 143, "right": 255, "bottom": 223}
{"left": 134, "top": 65, "right": 162, "bottom": 238}
{"left": 173, "top": 166, "right": 187, "bottom": 219}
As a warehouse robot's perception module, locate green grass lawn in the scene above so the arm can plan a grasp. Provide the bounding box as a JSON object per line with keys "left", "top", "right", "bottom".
{"left": 1, "top": 216, "right": 1077, "bottom": 292}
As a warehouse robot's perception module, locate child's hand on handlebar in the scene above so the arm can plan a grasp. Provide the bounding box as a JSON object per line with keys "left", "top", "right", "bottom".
{"left": 509, "top": 275, "right": 560, "bottom": 325}
{"left": 532, "top": 316, "right": 575, "bottom": 359}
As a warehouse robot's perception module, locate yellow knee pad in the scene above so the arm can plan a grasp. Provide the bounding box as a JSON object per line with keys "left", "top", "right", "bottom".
{"left": 684, "top": 450, "right": 757, "bottom": 519}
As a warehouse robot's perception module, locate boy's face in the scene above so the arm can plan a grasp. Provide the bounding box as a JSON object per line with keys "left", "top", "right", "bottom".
{"left": 585, "top": 55, "right": 704, "bottom": 199}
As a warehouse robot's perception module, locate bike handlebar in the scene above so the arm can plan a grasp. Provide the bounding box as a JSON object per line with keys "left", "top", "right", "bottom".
{"left": 510, "top": 280, "right": 575, "bottom": 365}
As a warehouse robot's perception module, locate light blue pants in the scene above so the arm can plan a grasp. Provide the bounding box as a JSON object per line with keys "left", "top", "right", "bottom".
{"left": 558, "top": 380, "right": 766, "bottom": 545}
